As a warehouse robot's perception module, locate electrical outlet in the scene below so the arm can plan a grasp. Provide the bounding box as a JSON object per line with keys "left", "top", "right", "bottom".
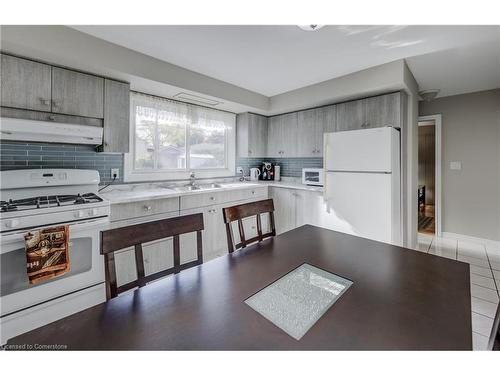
{"left": 111, "top": 168, "right": 120, "bottom": 179}
{"left": 236, "top": 166, "right": 243, "bottom": 174}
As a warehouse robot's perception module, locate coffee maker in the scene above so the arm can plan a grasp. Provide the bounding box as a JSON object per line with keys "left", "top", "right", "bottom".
{"left": 259, "top": 162, "right": 274, "bottom": 180}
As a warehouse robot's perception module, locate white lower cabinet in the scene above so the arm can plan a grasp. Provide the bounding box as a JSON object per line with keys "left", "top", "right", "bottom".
{"left": 179, "top": 204, "right": 223, "bottom": 262}
{"left": 270, "top": 187, "right": 338, "bottom": 235}
{"left": 108, "top": 185, "right": 327, "bottom": 287}
{"left": 269, "top": 187, "right": 298, "bottom": 234}
{"left": 229, "top": 206, "right": 271, "bottom": 245}
{"left": 110, "top": 198, "right": 180, "bottom": 287}
{"left": 180, "top": 195, "right": 269, "bottom": 261}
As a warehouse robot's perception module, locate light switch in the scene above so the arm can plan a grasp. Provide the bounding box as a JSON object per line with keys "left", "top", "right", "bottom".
{"left": 450, "top": 161, "right": 462, "bottom": 170}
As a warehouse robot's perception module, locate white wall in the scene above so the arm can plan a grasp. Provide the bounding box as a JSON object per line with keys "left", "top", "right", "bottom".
{"left": 269, "top": 60, "right": 405, "bottom": 115}
{"left": 419, "top": 89, "right": 500, "bottom": 241}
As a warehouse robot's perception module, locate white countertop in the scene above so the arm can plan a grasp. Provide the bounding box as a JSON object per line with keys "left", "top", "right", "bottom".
{"left": 258, "top": 180, "right": 323, "bottom": 192}
{"left": 100, "top": 179, "right": 323, "bottom": 204}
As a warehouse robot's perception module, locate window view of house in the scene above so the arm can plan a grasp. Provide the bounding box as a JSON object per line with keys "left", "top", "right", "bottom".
{"left": 132, "top": 93, "right": 231, "bottom": 172}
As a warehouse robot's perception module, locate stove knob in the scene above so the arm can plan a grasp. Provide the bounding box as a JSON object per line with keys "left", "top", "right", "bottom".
{"left": 74, "top": 211, "right": 84, "bottom": 219}
{"left": 5, "top": 219, "right": 19, "bottom": 228}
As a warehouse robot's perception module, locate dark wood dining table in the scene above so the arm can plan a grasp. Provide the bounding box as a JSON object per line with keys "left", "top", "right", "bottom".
{"left": 7, "top": 225, "right": 472, "bottom": 350}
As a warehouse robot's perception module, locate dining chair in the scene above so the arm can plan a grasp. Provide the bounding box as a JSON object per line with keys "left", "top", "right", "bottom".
{"left": 222, "top": 198, "right": 276, "bottom": 253}
{"left": 490, "top": 299, "right": 500, "bottom": 350}
{"left": 100, "top": 213, "right": 204, "bottom": 300}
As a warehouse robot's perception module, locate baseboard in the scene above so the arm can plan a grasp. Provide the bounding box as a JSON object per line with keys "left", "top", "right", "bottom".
{"left": 441, "top": 232, "right": 500, "bottom": 249}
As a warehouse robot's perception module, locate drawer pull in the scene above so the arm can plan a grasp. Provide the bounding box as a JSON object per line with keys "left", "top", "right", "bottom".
{"left": 251, "top": 191, "right": 255, "bottom": 194}
{"left": 144, "top": 205, "right": 152, "bottom": 211}
{"left": 210, "top": 196, "right": 215, "bottom": 201}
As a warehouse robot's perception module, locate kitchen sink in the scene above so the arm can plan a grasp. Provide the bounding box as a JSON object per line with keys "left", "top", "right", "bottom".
{"left": 199, "top": 183, "right": 222, "bottom": 189}
{"left": 172, "top": 183, "right": 223, "bottom": 192}
{"left": 172, "top": 185, "right": 202, "bottom": 192}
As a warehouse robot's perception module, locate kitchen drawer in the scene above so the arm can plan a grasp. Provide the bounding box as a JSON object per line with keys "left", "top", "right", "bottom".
{"left": 179, "top": 187, "right": 268, "bottom": 210}
{"left": 110, "top": 197, "right": 179, "bottom": 222}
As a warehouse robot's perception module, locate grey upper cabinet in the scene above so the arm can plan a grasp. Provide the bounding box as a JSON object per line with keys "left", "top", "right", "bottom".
{"left": 336, "top": 99, "right": 366, "bottom": 131}
{"left": 102, "top": 79, "right": 130, "bottom": 153}
{"left": 267, "top": 112, "right": 298, "bottom": 157}
{"left": 0, "top": 54, "right": 52, "bottom": 112}
{"left": 51, "top": 67, "right": 104, "bottom": 118}
{"left": 365, "top": 92, "right": 401, "bottom": 128}
{"left": 236, "top": 113, "right": 268, "bottom": 157}
{"left": 297, "top": 105, "right": 336, "bottom": 157}
{"left": 297, "top": 108, "right": 319, "bottom": 157}
{"left": 336, "top": 93, "right": 402, "bottom": 132}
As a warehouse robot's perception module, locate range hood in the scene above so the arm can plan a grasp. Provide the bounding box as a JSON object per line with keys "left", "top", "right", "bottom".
{"left": 0, "top": 117, "right": 103, "bottom": 145}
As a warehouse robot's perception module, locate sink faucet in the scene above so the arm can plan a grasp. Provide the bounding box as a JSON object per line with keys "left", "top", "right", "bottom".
{"left": 189, "top": 171, "right": 196, "bottom": 186}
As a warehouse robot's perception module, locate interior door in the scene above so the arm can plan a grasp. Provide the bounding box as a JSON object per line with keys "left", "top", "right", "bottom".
{"left": 324, "top": 171, "right": 393, "bottom": 243}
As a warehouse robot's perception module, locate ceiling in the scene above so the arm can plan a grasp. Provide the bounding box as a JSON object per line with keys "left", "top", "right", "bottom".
{"left": 72, "top": 25, "right": 500, "bottom": 98}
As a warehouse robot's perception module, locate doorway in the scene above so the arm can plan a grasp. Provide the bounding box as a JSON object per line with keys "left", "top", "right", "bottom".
{"left": 417, "top": 115, "right": 442, "bottom": 236}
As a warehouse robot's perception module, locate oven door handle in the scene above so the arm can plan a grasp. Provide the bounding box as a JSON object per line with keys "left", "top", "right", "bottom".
{"left": 0, "top": 217, "right": 109, "bottom": 249}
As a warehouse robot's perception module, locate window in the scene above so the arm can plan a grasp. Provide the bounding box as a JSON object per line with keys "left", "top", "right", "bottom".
{"left": 124, "top": 93, "right": 235, "bottom": 182}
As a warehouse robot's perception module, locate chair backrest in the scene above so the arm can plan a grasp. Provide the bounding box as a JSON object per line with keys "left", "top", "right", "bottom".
{"left": 100, "top": 213, "right": 204, "bottom": 300}
{"left": 222, "top": 198, "right": 276, "bottom": 253}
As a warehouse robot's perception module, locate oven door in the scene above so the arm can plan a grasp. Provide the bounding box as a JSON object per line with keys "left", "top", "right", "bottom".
{"left": 0, "top": 218, "right": 107, "bottom": 317}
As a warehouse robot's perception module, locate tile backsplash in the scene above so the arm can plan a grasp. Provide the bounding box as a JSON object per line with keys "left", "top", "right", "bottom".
{"left": 0, "top": 141, "right": 123, "bottom": 184}
{"left": 237, "top": 157, "right": 323, "bottom": 178}
{"left": 0, "top": 141, "right": 323, "bottom": 185}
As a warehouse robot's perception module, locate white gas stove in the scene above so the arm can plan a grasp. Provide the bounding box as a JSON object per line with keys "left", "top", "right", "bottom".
{"left": 1, "top": 169, "right": 110, "bottom": 232}
{"left": 0, "top": 169, "right": 110, "bottom": 344}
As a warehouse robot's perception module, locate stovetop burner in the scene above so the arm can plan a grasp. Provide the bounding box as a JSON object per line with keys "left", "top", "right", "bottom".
{"left": 0, "top": 193, "right": 103, "bottom": 212}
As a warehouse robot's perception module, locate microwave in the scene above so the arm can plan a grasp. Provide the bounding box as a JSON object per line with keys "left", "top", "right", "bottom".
{"left": 302, "top": 168, "right": 324, "bottom": 186}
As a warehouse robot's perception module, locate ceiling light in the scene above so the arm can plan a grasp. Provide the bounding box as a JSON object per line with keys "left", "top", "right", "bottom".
{"left": 419, "top": 89, "right": 440, "bottom": 102}
{"left": 298, "top": 25, "right": 325, "bottom": 31}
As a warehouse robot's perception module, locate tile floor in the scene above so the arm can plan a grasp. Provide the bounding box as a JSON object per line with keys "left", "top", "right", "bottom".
{"left": 415, "top": 234, "right": 499, "bottom": 350}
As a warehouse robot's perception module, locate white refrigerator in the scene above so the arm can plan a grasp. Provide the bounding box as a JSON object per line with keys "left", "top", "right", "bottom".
{"left": 323, "top": 127, "right": 402, "bottom": 245}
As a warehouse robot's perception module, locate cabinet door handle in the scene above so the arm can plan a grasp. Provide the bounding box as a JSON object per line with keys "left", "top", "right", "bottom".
{"left": 210, "top": 196, "right": 215, "bottom": 201}
{"left": 144, "top": 205, "right": 152, "bottom": 211}
{"left": 48, "top": 115, "right": 56, "bottom": 121}
{"left": 251, "top": 191, "right": 255, "bottom": 195}
{"left": 40, "top": 98, "right": 50, "bottom": 106}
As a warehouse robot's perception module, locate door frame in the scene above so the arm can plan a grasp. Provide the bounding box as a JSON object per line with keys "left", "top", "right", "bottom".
{"left": 417, "top": 114, "right": 442, "bottom": 237}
